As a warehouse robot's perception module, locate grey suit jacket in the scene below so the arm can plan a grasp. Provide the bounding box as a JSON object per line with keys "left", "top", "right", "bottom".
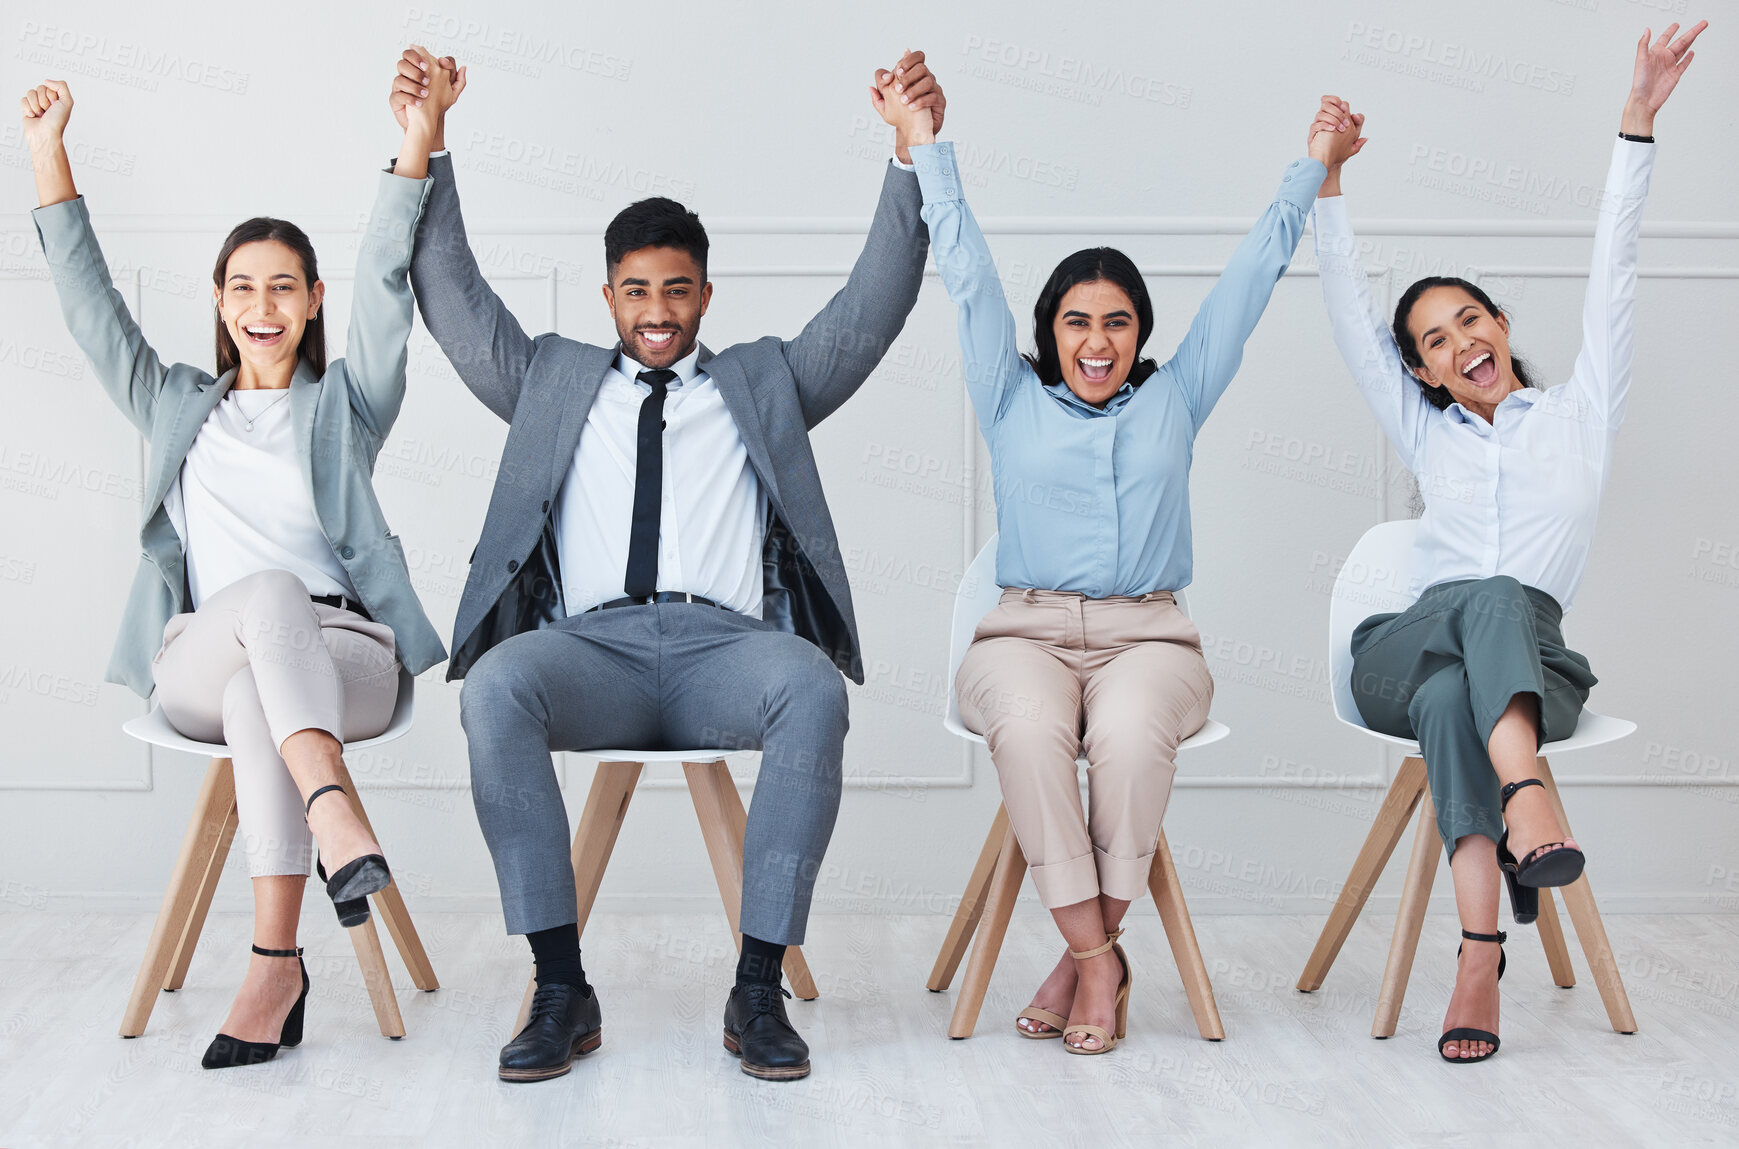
{"left": 407, "top": 154, "right": 929, "bottom": 683}
{"left": 32, "top": 173, "right": 449, "bottom": 697}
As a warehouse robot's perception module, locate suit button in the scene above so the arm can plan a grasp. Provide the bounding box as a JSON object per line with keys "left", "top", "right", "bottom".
{"left": 340, "top": 546, "right": 355, "bottom": 560}
{"left": 542, "top": 500, "right": 550, "bottom": 512}
{"left": 507, "top": 559, "right": 519, "bottom": 573}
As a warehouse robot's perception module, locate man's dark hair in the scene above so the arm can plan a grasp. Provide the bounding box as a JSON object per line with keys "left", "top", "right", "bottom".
{"left": 604, "top": 197, "right": 709, "bottom": 280}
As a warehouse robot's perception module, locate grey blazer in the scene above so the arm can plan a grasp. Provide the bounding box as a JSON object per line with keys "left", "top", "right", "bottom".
{"left": 407, "top": 154, "right": 929, "bottom": 684}
{"left": 32, "top": 173, "right": 449, "bottom": 697}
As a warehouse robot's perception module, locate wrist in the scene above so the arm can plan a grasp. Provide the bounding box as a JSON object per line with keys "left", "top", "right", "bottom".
{"left": 1620, "top": 100, "right": 1655, "bottom": 138}
{"left": 1318, "top": 167, "right": 1343, "bottom": 198}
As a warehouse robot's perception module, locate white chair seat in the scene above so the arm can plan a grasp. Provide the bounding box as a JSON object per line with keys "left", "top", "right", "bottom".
{"left": 122, "top": 667, "right": 417, "bottom": 756}
{"left": 1327, "top": 520, "right": 1634, "bottom": 758}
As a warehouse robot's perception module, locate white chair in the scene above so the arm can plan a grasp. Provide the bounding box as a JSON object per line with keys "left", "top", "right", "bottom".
{"left": 510, "top": 746, "right": 823, "bottom": 1035}
{"left": 926, "top": 534, "right": 1230, "bottom": 1040}
{"left": 119, "top": 667, "right": 438, "bottom": 1040}
{"left": 1297, "top": 519, "right": 1638, "bottom": 1035}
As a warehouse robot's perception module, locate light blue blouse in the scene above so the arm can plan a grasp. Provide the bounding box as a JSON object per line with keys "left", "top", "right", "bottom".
{"left": 911, "top": 142, "right": 1325, "bottom": 596}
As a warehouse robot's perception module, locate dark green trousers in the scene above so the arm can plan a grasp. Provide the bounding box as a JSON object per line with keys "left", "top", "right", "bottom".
{"left": 1349, "top": 576, "right": 1597, "bottom": 858}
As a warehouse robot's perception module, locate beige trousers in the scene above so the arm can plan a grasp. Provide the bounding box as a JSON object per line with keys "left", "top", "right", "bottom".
{"left": 956, "top": 589, "right": 1213, "bottom": 908}
{"left": 151, "top": 570, "right": 399, "bottom": 877}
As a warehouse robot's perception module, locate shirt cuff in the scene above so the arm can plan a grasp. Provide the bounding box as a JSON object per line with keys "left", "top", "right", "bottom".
{"left": 430, "top": 149, "right": 449, "bottom": 159}
{"left": 1310, "top": 195, "right": 1357, "bottom": 262}
{"left": 909, "top": 141, "right": 961, "bottom": 204}
{"left": 890, "top": 156, "right": 914, "bottom": 172}
{"left": 1609, "top": 136, "right": 1655, "bottom": 201}
{"left": 1276, "top": 157, "right": 1328, "bottom": 214}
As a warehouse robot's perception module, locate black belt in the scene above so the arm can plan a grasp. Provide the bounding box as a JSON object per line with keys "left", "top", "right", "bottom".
{"left": 311, "top": 593, "right": 371, "bottom": 621}
{"left": 586, "top": 591, "right": 723, "bottom": 613}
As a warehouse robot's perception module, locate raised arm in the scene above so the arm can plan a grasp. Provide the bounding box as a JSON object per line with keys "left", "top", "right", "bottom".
{"left": 342, "top": 49, "right": 457, "bottom": 438}
{"left": 1567, "top": 22, "right": 1704, "bottom": 429}
{"left": 1310, "top": 98, "right": 1429, "bottom": 469}
{"left": 389, "top": 49, "right": 535, "bottom": 423}
{"left": 23, "top": 81, "right": 168, "bottom": 435}
{"left": 780, "top": 51, "right": 942, "bottom": 428}
{"left": 1162, "top": 126, "right": 1331, "bottom": 430}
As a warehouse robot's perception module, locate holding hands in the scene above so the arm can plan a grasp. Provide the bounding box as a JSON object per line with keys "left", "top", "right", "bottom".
{"left": 389, "top": 46, "right": 466, "bottom": 179}
{"left": 1307, "top": 95, "right": 1365, "bottom": 198}
{"left": 869, "top": 49, "right": 944, "bottom": 164}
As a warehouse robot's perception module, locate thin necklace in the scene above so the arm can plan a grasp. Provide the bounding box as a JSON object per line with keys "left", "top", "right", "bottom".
{"left": 237, "top": 388, "right": 291, "bottom": 432}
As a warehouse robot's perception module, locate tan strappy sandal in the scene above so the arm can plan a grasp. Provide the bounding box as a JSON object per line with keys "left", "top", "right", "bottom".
{"left": 1015, "top": 1005, "right": 1068, "bottom": 1039}
{"left": 1063, "top": 929, "right": 1130, "bottom": 1055}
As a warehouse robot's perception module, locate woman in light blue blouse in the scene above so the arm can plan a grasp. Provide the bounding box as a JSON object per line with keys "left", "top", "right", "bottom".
{"left": 872, "top": 76, "right": 1356, "bottom": 1053}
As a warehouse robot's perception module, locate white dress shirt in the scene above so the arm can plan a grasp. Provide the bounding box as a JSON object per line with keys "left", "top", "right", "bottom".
{"left": 554, "top": 346, "right": 768, "bottom": 616}
{"left": 166, "top": 387, "right": 358, "bottom": 608}
{"left": 1313, "top": 138, "right": 1654, "bottom": 610}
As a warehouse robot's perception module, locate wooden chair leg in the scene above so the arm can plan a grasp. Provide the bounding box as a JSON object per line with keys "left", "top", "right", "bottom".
{"left": 947, "top": 823, "right": 1026, "bottom": 1039}
{"left": 1148, "top": 830, "right": 1225, "bottom": 1041}
{"left": 516, "top": 759, "right": 644, "bottom": 1035}
{"left": 1372, "top": 789, "right": 1441, "bottom": 1038}
{"left": 1297, "top": 756, "right": 1428, "bottom": 992}
{"left": 121, "top": 756, "right": 237, "bottom": 1037}
{"left": 1535, "top": 758, "right": 1637, "bottom": 1033}
{"left": 696, "top": 759, "right": 819, "bottom": 1000}
{"left": 164, "top": 786, "right": 239, "bottom": 992}
{"left": 330, "top": 761, "right": 439, "bottom": 993}
{"left": 926, "top": 805, "right": 1010, "bottom": 993}
{"left": 1536, "top": 887, "right": 1577, "bottom": 988}
{"left": 348, "top": 915, "right": 406, "bottom": 1038}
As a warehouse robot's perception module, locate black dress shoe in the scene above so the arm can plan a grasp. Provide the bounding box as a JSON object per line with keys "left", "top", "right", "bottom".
{"left": 498, "top": 982, "right": 603, "bottom": 1083}
{"left": 723, "top": 982, "right": 810, "bottom": 1081}
{"left": 306, "top": 784, "right": 392, "bottom": 928}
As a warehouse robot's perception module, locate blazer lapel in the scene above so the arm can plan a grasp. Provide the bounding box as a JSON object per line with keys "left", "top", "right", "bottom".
{"left": 547, "top": 343, "right": 615, "bottom": 495}
{"left": 702, "top": 346, "right": 782, "bottom": 507}
{"left": 287, "top": 359, "right": 323, "bottom": 497}
{"left": 144, "top": 367, "right": 234, "bottom": 515}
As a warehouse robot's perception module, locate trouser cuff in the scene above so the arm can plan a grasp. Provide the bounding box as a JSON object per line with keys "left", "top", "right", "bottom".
{"left": 1094, "top": 846, "right": 1156, "bottom": 903}
{"left": 1028, "top": 852, "right": 1101, "bottom": 909}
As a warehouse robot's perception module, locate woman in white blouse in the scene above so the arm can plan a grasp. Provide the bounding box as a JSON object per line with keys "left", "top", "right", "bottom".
{"left": 1309, "top": 21, "right": 1707, "bottom": 1063}
{"left": 22, "top": 55, "right": 461, "bottom": 1069}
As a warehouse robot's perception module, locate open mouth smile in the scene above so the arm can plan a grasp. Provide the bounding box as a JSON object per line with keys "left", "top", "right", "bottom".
{"left": 243, "top": 323, "right": 287, "bottom": 347}
{"left": 1077, "top": 357, "right": 1115, "bottom": 384}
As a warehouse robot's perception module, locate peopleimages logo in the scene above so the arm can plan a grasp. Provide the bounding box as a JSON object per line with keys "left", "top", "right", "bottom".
{"left": 1343, "top": 22, "right": 1577, "bottom": 97}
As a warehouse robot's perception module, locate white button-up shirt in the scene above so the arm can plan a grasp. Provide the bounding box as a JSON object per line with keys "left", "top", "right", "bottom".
{"left": 554, "top": 345, "right": 767, "bottom": 616}
{"left": 1313, "top": 139, "right": 1654, "bottom": 610}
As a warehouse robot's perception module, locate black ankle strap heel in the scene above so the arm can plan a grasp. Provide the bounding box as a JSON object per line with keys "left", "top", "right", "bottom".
{"left": 305, "top": 784, "right": 392, "bottom": 929}
{"left": 1440, "top": 929, "right": 1506, "bottom": 1064}
{"left": 1495, "top": 780, "right": 1586, "bottom": 925}
{"left": 203, "top": 946, "right": 309, "bottom": 1069}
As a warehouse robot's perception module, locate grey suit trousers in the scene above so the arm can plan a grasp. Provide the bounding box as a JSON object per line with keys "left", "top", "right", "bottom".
{"left": 458, "top": 601, "right": 848, "bottom": 944}
{"left": 1349, "top": 575, "right": 1597, "bottom": 859}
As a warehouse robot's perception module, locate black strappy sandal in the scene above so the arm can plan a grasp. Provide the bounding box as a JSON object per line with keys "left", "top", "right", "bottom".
{"left": 202, "top": 945, "right": 309, "bottom": 1069}
{"left": 1496, "top": 778, "right": 1585, "bottom": 924}
{"left": 1438, "top": 928, "right": 1505, "bottom": 1064}
{"left": 306, "top": 784, "right": 391, "bottom": 928}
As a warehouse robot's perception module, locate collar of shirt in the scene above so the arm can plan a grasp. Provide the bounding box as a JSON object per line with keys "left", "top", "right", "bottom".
{"left": 1043, "top": 377, "right": 1137, "bottom": 416}
{"left": 616, "top": 344, "right": 703, "bottom": 391}
{"left": 1444, "top": 384, "right": 1543, "bottom": 433}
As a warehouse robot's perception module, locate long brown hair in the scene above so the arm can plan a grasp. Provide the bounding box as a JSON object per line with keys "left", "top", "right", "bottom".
{"left": 211, "top": 218, "right": 326, "bottom": 378}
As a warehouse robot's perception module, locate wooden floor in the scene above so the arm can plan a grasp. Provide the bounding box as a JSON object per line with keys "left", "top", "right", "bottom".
{"left": 3, "top": 910, "right": 1737, "bottom": 1147}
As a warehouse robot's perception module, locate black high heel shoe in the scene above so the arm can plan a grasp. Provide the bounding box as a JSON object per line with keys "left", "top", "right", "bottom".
{"left": 1438, "top": 929, "right": 1505, "bottom": 1064}
{"left": 306, "top": 784, "right": 391, "bottom": 928}
{"left": 202, "top": 945, "right": 308, "bottom": 1070}
{"left": 1496, "top": 778, "right": 1585, "bottom": 924}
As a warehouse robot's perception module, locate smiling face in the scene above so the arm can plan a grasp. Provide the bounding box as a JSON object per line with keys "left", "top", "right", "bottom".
{"left": 213, "top": 239, "right": 322, "bottom": 381}
{"left": 602, "top": 245, "right": 711, "bottom": 369}
{"left": 1404, "top": 285, "right": 1522, "bottom": 416}
{"left": 1052, "top": 278, "right": 1141, "bottom": 407}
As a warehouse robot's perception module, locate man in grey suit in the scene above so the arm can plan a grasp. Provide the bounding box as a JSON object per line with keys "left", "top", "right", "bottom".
{"left": 390, "top": 48, "right": 945, "bottom": 1083}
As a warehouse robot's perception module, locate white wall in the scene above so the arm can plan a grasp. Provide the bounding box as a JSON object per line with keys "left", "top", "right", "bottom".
{"left": 2, "top": 0, "right": 1735, "bottom": 923}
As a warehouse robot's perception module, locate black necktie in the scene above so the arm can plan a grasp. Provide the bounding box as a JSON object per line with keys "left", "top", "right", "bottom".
{"left": 624, "top": 368, "right": 677, "bottom": 599}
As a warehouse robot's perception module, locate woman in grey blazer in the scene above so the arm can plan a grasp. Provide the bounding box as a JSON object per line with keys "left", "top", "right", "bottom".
{"left": 22, "top": 70, "right": 454, "bottom": 1069}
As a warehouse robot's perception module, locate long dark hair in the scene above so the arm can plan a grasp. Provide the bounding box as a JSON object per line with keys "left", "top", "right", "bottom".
{"left": 1022, "top": 247, "right": 1159, "bottom": 388}
{"left": 211, "top": 218, "right": 326, "bottom": 378}
{"left": 1392, "top": 276, "right": 1536, "bottom": 410}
